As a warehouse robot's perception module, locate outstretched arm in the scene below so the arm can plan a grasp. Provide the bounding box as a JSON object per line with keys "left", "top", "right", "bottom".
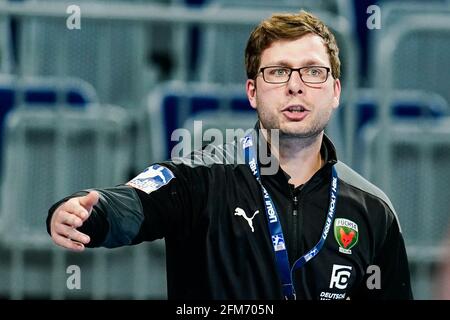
{"left": 47, "top": 161, "right": 207, "bottom": 252}
{"left": 47, "top": 185, "right": 160, "bottom": 250}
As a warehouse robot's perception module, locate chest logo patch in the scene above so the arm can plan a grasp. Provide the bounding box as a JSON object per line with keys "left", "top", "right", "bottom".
{"left": 329, "top": 264, "right": 352, "bottom": 290}
{"left": 334, "top": 218, "right": 359, "bottom": 254}
{"left": 234, "top": 207, "right": 259, "bottom": 232}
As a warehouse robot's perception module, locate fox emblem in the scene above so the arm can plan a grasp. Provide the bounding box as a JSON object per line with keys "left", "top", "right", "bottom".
{"left": 339, "top": 228, "right": 355, "bottom": 248}
{"left": 334, "top": 218, "right": 359, "bottom": 254}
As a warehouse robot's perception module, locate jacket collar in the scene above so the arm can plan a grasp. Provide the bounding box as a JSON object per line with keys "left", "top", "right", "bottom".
{"left": 251, "top": 122, "right": 338, "bottom": 196}
{"left": 252, "top": 121, "right": 338, "bottom": 167}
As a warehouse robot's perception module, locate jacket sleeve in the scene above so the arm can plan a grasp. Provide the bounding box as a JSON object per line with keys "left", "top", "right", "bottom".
{"left": 46, "top": 162, "right": 206, "bottom": 248}
{"left": 352, "top": 215, "right": 414, "bottom": 300}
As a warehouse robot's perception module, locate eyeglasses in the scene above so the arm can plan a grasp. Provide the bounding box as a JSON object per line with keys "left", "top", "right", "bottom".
{"left": 258, "top": 66, "right": 331, "bottom": 84}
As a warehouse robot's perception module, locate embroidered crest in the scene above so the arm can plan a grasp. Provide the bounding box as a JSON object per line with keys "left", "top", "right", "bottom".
{"left": 334, "top": 218, "right": 359, "bottom": 254}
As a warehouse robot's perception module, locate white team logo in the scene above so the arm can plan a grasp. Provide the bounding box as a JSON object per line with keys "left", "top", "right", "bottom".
{"left": 234, "top": 207, "right": 259, "bottom": 232}
{"left": 329, "top": 264, "right": 352, "bottom": 290}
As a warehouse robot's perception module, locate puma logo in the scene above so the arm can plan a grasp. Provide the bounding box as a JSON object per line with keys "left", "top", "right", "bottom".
{"left": 339, "top": 228, "right": 355, "bottom": 248}
{"left": 234, "top": 207, "right": 259, "bottom": 232}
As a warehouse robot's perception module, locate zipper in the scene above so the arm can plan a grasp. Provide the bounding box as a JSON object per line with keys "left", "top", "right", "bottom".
{"left": 293, "top": 195, "right": 298, "bottom": 216}
{"left": 292, "top": 194, "right": 299, "bottom": 260}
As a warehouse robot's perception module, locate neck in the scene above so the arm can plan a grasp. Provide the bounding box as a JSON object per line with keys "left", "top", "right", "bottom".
{"left": 263, "top": 129, "right": 324, "bottom": 188}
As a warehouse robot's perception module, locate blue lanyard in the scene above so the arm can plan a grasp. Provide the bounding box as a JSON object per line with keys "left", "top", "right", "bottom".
{"left": 242, "top": 135, "right": 339, "bottom": 300}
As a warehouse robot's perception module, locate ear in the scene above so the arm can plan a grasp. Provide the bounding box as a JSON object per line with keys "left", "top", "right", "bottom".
{"left": 332, "top": 79, "right": 341, "bottom": 110}
{"left": 246, "top": 79, "right": 258, "bottom": 110}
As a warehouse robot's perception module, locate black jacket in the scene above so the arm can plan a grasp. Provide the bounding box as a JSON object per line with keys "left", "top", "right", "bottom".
{"left": 47, "top": 131, "right": 413, "bottom": 300}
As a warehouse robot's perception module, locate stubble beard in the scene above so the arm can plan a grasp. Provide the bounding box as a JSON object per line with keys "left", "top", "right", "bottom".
{"left": 256, "top": 106, "right": 331, "bottom": 141}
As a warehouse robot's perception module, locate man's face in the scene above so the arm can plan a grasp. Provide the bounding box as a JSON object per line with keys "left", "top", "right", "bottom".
{"left": 246, "top": 34, "right": 341, "bottom": 139}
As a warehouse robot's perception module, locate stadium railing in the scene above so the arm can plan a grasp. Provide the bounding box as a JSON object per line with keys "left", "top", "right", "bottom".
{"left": 0, "top": 104, "right": 167, "bottom": 299}
{"left": 360, "top": 117, "right": 450, "bottom": 299}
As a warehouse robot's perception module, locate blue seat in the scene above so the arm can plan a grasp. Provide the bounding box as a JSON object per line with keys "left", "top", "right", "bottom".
{"left": 0, "top": 103, "right": 135, "bottom": 299}
{"left": 0, "top": 76, "right": 97, "bottom": 125}
{"left": 329, "top": 89, "right": 449, "bottom": 172}
{"left": 0, "top": 75, "right": 98, "bottom": 176}
{"left": 354, "top": 89, "right": 447, "bottom": 134}
{"left": 160, "top": 93, "right": 253, "bottom": 160}
{"left": 141, "top": 81, "right": 255, "bottom": 167}
{"left": 161, "top": 94, "right": 221, "bottom": 156}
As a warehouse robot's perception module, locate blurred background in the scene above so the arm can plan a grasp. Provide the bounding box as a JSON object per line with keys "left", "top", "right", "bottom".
{"left": 0, "top": 0, "right": 449, "bottom": 300}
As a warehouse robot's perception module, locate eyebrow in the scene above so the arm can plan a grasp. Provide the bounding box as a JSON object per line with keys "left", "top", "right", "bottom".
{"left": 265, "top": 59, "right": 327, "bottom": 67}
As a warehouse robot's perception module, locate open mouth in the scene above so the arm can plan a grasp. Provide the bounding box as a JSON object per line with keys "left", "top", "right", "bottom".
{"left": 285, "top": 105, "right": 307, "bottom": 112}
{"left": 282, "top": 105, "right": 310, "bottom": 121}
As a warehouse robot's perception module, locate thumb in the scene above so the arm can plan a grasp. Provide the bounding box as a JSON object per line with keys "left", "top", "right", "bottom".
{"left": 78, "top": 191, "right": 100, "bottom": 212}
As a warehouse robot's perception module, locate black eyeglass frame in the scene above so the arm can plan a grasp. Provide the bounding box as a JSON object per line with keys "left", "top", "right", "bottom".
{"left": 257, "top": 66, "right": 331, "bottom": 84}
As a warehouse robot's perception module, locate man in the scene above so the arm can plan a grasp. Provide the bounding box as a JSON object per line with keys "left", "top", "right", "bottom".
{"left": 47, "top": 10, "right": 413, "bottom": 300}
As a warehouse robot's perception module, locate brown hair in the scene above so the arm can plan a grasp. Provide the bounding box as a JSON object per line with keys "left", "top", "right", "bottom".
{"left": 245, "top": 10, "right": 340, "bottom": 80}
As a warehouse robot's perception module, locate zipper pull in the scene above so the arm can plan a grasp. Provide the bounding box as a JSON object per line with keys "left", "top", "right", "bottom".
{"left": 293, "top": 195, "right": 298, "bottom": 216}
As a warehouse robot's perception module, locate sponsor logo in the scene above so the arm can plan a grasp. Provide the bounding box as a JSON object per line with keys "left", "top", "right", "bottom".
{"left": 329, "top": 264, "right": 352, "bottom": 290}
{"left": 241, "top": 136, "right": 253, "bottom": 149}
{"left": 234, "top": 207, "right": 259, "bottom": 233}
{"left": 319, "top": 291, "right": 347, "bottom": 300}
{"left": 271, "top": 234, "right": 286, "bottom": 251}
{"left": 303, "top": 248, "right": 318, "bottom": 263}
{"left": 322, "top": 176, "right": 337, "bottom": 240}
{"left": 126, "top": 165, "right": 174, "bottom": 194}
{"left": 248, "top": 158, "right": 258, "bottom": 176}
{"left": 334, "top": 218, "right": 359, "bottom": 254}
{"left": 262, "top": 189, "right": 277, "bottom": 223}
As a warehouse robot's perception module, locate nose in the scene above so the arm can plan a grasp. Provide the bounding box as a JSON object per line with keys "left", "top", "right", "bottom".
{"left": 287, "top": 70, "right": 304, "bottom": 95}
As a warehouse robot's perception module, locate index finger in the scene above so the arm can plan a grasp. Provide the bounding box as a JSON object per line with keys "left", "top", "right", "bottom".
{"left": 61, "top": 200, "right": 91, "bottom": 222}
